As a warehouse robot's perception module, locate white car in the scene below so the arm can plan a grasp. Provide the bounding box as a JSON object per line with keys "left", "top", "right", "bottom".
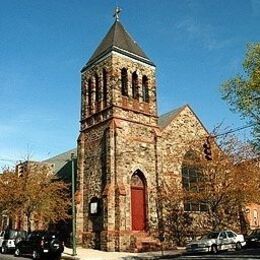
{"left": 186, "top": 230, "right": 246, "bottom": 254}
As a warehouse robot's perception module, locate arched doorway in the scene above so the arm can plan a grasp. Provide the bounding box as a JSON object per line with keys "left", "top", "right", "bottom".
{"left": 131, "top": 170, "right": 146, "bottom": 231}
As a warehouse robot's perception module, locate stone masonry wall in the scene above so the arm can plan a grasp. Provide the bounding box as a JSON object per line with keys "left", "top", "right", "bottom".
{"left": 79, "top": 121, "right": 112, "bottom": 249}
{"left": 157, "top": 106, "right": 210, "bottom": 242}
{"left": 114, "top": 118, "right": 158, "bottom": 230}
{"left": 159, "top": 106, "right": 208, "bottom": 183}
{"left": 77, "top": 52, "right": 160, "bottom": 251}
{"left": 111, "top": 54, "right": 157, "bottom": 122}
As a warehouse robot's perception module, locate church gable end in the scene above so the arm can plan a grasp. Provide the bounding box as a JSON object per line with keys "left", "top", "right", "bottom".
{"left": 158, "top": 105, "right": 209, "bottom": 182}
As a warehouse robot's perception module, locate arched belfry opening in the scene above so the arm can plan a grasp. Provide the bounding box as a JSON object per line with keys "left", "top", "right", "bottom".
{"left": 131, "top": 170, "right": 147, "bottom": 231}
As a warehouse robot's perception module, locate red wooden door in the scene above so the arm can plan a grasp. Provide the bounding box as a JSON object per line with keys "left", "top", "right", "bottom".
{"left": 131, "top": 186, "right": 146, "bottom": 231}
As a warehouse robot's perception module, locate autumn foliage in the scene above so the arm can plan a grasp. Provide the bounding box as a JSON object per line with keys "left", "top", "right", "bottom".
{"left": 159, "top": 133, "right": 260, "bottom": 245}
{"left": 0, "top": 165, "right": 71, "bottom": 231}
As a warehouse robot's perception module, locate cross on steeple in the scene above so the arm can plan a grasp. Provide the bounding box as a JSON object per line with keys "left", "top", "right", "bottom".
{"left": 113, "top": 6, "right": 121, "bottom": 21}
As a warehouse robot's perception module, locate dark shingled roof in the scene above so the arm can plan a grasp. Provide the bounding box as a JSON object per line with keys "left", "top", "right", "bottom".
{"left": 82, "top": 20, "right": 154, "bottom": 71}
{"left": 158, "top": 104, "right": 210, "bottom": 134}
{"left": 158, "top": 105, "right": 187, "bottom": 129}
{"left": 43, "top": 148, "right": 77, "bottom": 180}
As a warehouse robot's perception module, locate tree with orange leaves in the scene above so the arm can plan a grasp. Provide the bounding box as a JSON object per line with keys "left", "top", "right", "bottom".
{"left": 159, "top": 132, "right": 259, "bottom": 246}
{"left": 183, "top": 134, "right": 260, "bottom": 233}
{"left": 0, "top": 165, "right": 71, "bottom": 232}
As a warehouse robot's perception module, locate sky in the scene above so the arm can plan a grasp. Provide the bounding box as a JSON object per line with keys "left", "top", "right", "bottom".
{"left": 0, "top": 0, "right": 259, "bottom": 167}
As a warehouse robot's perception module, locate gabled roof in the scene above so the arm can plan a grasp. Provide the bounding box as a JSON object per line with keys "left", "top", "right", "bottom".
{"left": 158, "top": 104, "right": 209, "bottom": 135}
{"left": 43, "top": 148, "right": 77, "bottom": 177}
{"left": 158, "top": 105, "right": 187, "bottom": 129}
{"left": 82, "top": 20, "right": 154, "bottom": 71}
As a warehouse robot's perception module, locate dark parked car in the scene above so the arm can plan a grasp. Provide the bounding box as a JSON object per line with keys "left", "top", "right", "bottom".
{"left": 14, "top": 230, "right": 64, "bottom": 259}
{"left": 0, "top": 229, "right": 27, "bottom": 254}
{"left": 246, "top": 229, "right": 260, "bottom": 247}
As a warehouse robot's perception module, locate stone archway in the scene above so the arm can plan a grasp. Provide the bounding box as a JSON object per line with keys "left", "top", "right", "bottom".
{"left": 131, "top": 170, "right": 147, "bottom": 231}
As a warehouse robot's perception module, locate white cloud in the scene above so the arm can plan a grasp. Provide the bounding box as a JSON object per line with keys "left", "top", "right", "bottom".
{"left": 176, "top": 17, "right": 232, "bottom": 51}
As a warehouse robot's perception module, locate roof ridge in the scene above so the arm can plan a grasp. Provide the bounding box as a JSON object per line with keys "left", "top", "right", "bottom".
{"left": 43, "top": 148, "right": 77, "bottom": 162}
{"left": 158, "top": 104, "right": 188, "bottom": 129}
{"left": 112, "top": 20, "right": 118, "bottom": 46}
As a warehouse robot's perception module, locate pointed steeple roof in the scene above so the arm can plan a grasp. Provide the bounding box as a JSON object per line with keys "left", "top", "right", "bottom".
{"left": 82, "top": 20, "right": 154, "bottom": 71}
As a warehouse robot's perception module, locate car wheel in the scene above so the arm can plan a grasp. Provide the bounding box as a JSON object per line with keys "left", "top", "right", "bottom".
{"left": 14, "top": 248, "right": 21, "bottom": 257}
{"left": 236, "top": 242, "right": 242, "bottom": 251}
{"left": 32, "top": 250, "right": 40, "bottom": 259}
{"left": 211, "top": 244, "right": 218, "bottom": 254}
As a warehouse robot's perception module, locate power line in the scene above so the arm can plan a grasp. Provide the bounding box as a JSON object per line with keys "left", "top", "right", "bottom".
{"left": 0, "top": 123, "right": 257, "bottom": 164}
{"left": 0, "top": 158, "right": 18, "bottom": 163}
{"left": 211, "top": 123, "right": 256, "bottom": 138}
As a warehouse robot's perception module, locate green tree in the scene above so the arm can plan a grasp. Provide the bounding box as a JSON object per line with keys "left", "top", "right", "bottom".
{"left": 221, "top": 43, "right": 260, "bottom": 153}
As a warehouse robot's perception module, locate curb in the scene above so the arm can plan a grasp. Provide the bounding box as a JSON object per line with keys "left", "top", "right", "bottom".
{"left": 60, "top": 250, "right": 185, "bottom": 260}
{"left": 155, "top": 252, "right": 183, "bottom": 259}
{"left": 61, "top": 254, "right": 80, "bottom": 260}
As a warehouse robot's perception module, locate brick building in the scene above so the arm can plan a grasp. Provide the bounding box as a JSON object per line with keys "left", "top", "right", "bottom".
{"left": 245, "top": 203, "right": 260, "bottom": 229}
{"left": 13, "top": 161, "right": 54, "bottom": 231}
{"left": 75, "top": 16, "right": 210, "bottom": 251}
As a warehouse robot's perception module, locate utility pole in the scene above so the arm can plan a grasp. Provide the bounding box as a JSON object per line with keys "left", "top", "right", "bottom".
{"left": 71, "top": 153, "right": 77, "bottom": 256}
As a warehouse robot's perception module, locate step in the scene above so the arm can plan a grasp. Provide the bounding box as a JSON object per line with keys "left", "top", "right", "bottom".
{"left": 133, "top": 233, "right": 161, "bottom": 252}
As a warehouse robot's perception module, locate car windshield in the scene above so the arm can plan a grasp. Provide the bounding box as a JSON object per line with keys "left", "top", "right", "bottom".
{"left": 6, "top": 230, "right": 27, "bottom": 239}
{"left": 3, "top": 230, "right": 19, "bottom": 239}
{"left": 28, "top": 231, "right": 60, "bottom": 241}
{"left": 203, "top": 232, "right": 219, "bottom": 239}
{"left": 28, "top": 231, "right": 44, "bottom": 240}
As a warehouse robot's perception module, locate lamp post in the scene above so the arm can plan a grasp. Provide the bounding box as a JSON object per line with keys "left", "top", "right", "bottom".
{"left": 71, "top": 153, "right": 77, "bottom": 256}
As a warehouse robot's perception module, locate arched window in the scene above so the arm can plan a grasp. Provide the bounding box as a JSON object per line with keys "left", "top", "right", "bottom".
{"left": 121, "top": 68, "right": 128, "bottom": 96}
{"left": 253, "top": 209, "right": 258, "bottom": 226}
{"left": 81, "top": 80, "right": 86, "bottom": 118}
{"left": 81, "top": 80, "right": 86, "bottom": 95}
{"left": 95, "top": 73, "right": 100, "bottom": 102}
{"left": 182, "top": 151, "right": 200, "bottom": 192}
{"left": 131, "top": 171, "right": 146, "bottom": 188}
{"left": 88, "top": 78, "right": 92, "bottom": 113}
{"left": 103, "top": 69, "right": 107, "bottom": 107}
{"left": 132, "top": 71, "right": 139, "bottom": 100}
{"left": 142, "top": 75, "right": 149, "bottom": 102}
{"left": 182, "top": 150, "right": 207, "bottom": 212}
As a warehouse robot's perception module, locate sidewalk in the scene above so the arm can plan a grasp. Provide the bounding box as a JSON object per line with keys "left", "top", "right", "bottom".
{"left": 61, "top": 247, "right": 185, "bottom": 260}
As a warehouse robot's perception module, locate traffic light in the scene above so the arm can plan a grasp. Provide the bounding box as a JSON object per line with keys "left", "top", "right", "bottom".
{"left": 203, "top": 136, "right": 212, "bottom": 160}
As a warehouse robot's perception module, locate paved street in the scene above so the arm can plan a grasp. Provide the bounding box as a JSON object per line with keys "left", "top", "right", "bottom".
{"left": 161, "top": 248, "right": 260, "bottom": 260}
{"left": 0, "top": 254, "right": 27, "bottom": 260}
{"left": 0, "top": 248, "right": 260, "bottom": 260}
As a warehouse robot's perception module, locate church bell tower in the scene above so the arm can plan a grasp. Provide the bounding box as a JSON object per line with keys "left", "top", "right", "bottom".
{"left": 76, "top": 9, "right": 160, "bottom": 251}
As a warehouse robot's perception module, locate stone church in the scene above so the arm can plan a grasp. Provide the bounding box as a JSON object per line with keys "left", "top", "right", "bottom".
{"left": 75, "top": 14, "right": 210, "bottom": 251}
